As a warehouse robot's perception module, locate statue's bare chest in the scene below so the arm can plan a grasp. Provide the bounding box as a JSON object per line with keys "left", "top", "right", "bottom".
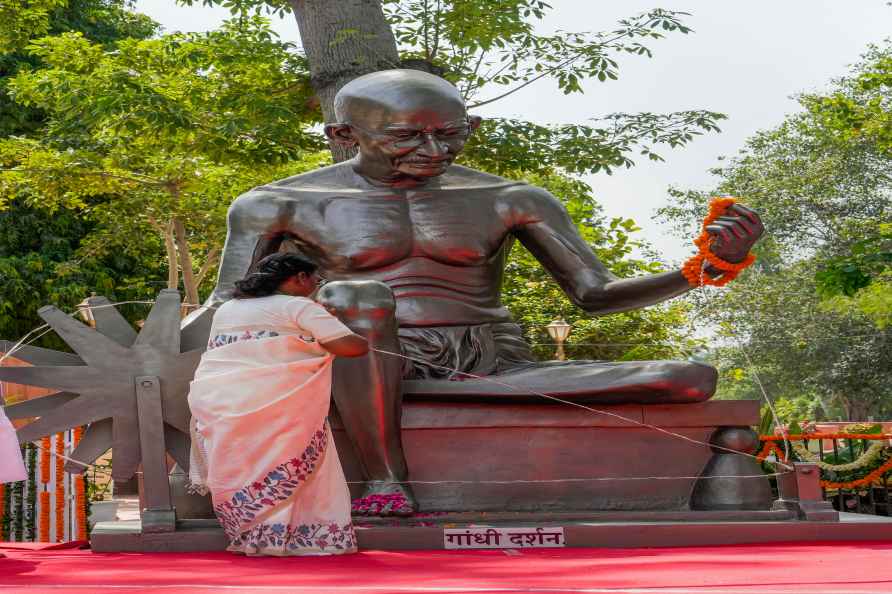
{"left": 293, "top": 190, "right": 508, "bottom": 270}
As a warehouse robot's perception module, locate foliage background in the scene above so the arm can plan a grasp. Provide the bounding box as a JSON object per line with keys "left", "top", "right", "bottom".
{"left": 1, "top": 0, "right": 721, "bottom": 362}
{"left": 2, "top": 1, "right": 890, "bottom": 421}
{"left": 658, "top": 44, "right": 892, "bottom": 422}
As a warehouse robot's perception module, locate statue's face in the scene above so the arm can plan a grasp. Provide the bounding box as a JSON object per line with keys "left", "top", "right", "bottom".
{"left": 351, "top": 99, "right": 473, "bottom": 180}
{"left": 328, "top": 85, "right": 480, "bottom": 185}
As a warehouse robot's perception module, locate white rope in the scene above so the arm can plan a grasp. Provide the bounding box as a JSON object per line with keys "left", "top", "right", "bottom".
{"left": 0, "top": 300, "right": 156, "bottom": 367}
{"left": 32, "top": 443, "right": 111, "bottom": 477}
{"left": 736, "top": 340, "right": 791, "bottom": 464}
{"left": 2, "top": 297, "right": 800, "bottom": 484}
{"left": 345, "top": 472, "right": 790, "bottom": 485}
{"left": 370, "top": 346, "right": 794, "bottom": 473}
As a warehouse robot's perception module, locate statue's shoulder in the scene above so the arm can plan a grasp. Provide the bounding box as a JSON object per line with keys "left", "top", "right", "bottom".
{"left": 229, "top": 164, "right": 356, "bottom": 217}
{"left": 490, "top": 180, "right": 568, "bottom": 226}
{"left": 254, "top": 162, "right": 360, "bottom": 195}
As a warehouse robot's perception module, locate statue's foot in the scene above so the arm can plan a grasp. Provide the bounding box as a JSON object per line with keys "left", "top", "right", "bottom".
{"left": 351, "top": 481, "right": 418, "bottom": 517}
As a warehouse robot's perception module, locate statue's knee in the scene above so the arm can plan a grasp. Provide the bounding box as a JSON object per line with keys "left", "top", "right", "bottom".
{"left": 662, "top": 361, "right": 718, "bottom": 402}
{"left": 317, "top": 280, "right": 395, "bottom": 322}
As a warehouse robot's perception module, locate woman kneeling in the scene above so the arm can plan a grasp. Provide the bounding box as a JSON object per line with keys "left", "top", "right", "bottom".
{"left": 188, "top": 253, "right": 367, "bottom": 556}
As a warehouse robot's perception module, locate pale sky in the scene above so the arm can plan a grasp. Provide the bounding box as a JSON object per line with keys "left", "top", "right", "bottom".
{"left": 135, "top": 0, "right": 891, "bottom": 261}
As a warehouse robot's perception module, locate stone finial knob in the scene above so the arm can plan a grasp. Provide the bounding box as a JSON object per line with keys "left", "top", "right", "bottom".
{"left": 691, "top": 425, "right": 773, "bottom": 511}
{"left": 709, "top": 426, "right": 759, "bottom": 454}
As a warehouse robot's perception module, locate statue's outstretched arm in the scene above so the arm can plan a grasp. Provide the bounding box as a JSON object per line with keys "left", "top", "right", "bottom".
{"left": 509, "top": 187, "right": 760, "bottom": 315}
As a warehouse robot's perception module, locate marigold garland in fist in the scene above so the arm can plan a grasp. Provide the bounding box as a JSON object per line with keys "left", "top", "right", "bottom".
{"left": 682, "top": 197, "right": 757, "bottom": 287}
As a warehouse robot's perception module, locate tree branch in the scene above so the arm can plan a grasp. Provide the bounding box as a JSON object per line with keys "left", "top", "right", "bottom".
{"left": 194, "top": 247, "right": 221, "bottom": 289}
{"left": 468, "top": 20, "right": 664, "bottom": 109}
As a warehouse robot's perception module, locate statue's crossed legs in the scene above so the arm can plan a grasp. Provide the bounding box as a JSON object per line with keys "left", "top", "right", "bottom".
{"left": 318, "top": 281, "right": 718, "bottom": 516}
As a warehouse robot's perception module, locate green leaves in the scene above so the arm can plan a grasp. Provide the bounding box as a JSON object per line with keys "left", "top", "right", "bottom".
{"left": 11, "top": 20, "right": 322, "bottom": 165}
{"left": 1, "top": 16, "right": 329, "bottom": 304}
{"left": 804, "top": 49, "right": 892, "bottom": 157}
{"left": 816, "top": 226, "right": 892, "bottom": 298}
{"left": 461, "top": 111, "right": 724, "bottom": 176}
{"left": 0, "top": 0, "right": 68, "bottom": 54}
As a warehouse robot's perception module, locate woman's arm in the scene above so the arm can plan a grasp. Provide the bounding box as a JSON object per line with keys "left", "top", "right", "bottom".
{"left": 320, "top": 333, "right": 369, "bottom": 357}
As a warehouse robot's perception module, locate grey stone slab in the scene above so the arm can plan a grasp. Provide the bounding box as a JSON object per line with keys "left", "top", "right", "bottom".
{"left": 87, "top": 296, "right": 138, "bottom": 347}
{"left": 91, "top": 521, "right": 229, "bottom": 553}
{"left": 0, "top": 341, "right": 83, "bottom": 366}
{"left": 37, "top": 305, "right": 132, "bottom": 368}
{"left": 355, "top": 509, "right": 797, "bottom": 527}
{"left": 3, "top": 391, "right": 78, "bottom": 419}
{"left": 65, "top": 418, "right": 113, "bottom": 474}
{"left": 839, "top": 511, "right": 892, "bottom": 523}
{"left": 134, "top": 289, "right": 181, "bottom": 353}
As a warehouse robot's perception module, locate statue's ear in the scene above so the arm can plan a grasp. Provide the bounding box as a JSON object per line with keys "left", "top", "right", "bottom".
{"left": 324, "top": 123, "right": 357, "bottom": 147}
{"left": 468, "top": 115, "right": 483, "bottom": 133}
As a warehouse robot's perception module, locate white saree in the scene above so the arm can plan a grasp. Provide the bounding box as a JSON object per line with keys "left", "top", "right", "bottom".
{"left": 0, "top": 408, "right": 26, "bottom": 484}
{"left": 187, "top": 295, "right": 357, "bottom": 556}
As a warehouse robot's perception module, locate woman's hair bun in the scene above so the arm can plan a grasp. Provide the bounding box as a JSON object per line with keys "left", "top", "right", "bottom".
{"left": 232, "top": 253, "right": 318, "bottom": 299}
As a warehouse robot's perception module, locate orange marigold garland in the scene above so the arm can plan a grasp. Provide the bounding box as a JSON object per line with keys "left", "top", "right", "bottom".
{"left": 821, "top": 456, "right": 892, "bottom": 490}
{"left": 757, "top": 433, "right": 892, "bottom": 489}
{"left": 39, "top": 436, "right": 51, "bottom": 542}
{"left": 38, "top": 492, "right": 50, "bottom": 542}
{"left": 54, "top": 432, "right": 65, "bottom": 542}
{"left": 73, "top": 426, "right": 87, "bottom": 540}
{"left": 681, "top": 197, "right": 756, "bottom": 287}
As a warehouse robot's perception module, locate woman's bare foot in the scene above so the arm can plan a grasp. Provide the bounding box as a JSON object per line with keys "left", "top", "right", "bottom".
{"left": 352, "top": 481, "right": 417, "bottom": 517}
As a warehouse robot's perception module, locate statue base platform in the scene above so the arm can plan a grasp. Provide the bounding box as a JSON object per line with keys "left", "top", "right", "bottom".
{"left": 93, "top": 398, "right": 843, "bottom": 553}
{"left": 90, "top": 512, "right": 892, "bottom": 553}
{"left": 331, "top": 399, "right": 767, "bottom": 512}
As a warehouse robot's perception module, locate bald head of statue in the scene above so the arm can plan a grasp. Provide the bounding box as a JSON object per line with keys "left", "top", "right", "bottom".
{"left": 325, "top": 69, "right": 482, "bottom": 186}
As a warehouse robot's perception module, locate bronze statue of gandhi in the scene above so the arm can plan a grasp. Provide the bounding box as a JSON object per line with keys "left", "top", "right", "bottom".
{"left": 208, "top": 69, "right": 764, "bottom": 514}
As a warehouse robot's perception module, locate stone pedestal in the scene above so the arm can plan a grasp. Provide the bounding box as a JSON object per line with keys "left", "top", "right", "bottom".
{"left": 773, "top": 462, "right": 839, "bottom": 521}
{"left": 331, "top": 399, "right": 769, "bottom": 512}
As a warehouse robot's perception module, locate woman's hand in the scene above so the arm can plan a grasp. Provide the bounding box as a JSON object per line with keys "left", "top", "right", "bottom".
{"left": 320, "top": 333, "right": 369, "bottom": 357}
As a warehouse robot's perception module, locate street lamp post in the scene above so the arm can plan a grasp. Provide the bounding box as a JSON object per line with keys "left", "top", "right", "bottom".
{"left": 545, "top": 318, "right": 571, "bottom": 361}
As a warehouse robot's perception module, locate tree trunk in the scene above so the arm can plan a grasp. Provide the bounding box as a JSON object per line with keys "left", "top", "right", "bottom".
{"left": 172, "top": 218, "right": 200, "bottom": 310}
{"left": 843, "top": 395, "right": 871, "bottom": 423}
{"left": 289, "top": 0, "right": 401, "bottom": 162}
{"left": 163, "top": 219, "right": 179, "bottom": 290}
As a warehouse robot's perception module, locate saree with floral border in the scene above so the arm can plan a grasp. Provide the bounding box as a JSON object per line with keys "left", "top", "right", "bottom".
{"left": 187, "top": 295, "right": 356, "bottom": 556}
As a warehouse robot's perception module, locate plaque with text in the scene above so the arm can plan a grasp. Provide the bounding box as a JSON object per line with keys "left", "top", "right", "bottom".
{"left": 443, "top": 527, "right": 565, "bottom": 549}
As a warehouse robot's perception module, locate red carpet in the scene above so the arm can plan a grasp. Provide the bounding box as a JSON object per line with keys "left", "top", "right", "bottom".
{"left": 1, "top": 541, "right": 890, "bottom": 593}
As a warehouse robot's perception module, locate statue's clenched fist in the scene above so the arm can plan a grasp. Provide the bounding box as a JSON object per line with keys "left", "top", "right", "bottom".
{"left": 705, "top": 203, "right": 764, "bottom": 263}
